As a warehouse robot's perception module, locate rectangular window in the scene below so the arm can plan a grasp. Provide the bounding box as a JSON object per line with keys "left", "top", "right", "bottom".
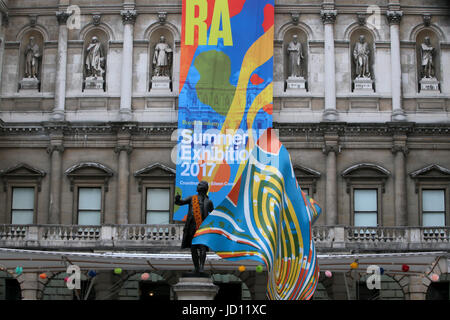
{"left": 422, "top": 189, "right": 446, "bottom": 227}
{"left": 78, "top": 187, "right": 101, "bottom": 225}
{"left": 11, "top": 187, "right": 34, "bottom": 224}
{"left": 146, "top": 188, "right": 170, "bottom": 224}
{"left": 354, "top": 189, "right": 378, "bottom": 227}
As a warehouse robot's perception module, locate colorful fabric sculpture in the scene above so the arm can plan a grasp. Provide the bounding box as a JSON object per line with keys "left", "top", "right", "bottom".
{"left": 193, "top": 129, "right": 322, "bottom": 300}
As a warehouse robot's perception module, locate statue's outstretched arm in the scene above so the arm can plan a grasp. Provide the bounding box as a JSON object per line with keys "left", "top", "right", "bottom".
{"left": 175, "top": 195, "right": 191, "bottom": 206}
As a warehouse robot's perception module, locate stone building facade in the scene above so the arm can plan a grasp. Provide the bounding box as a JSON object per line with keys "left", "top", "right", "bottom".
{"left": 0, "top": 0, "right": 449, "bottom": 300}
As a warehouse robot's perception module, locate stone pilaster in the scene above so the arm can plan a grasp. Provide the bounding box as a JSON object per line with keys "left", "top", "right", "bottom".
{"left": 321, "top": 8, "right": 338, "bottom": 122}
{"left": 47, "top": 141, "right": 64, "bottom": 225}
{"left": 392, "top": 137, "right": 408, "bottom": 226}
{"left": 115, "top": 128, "right": 132, "bottom": 224}
{"left": 51, "top": 11, "right": 71, "bottom": 121}
{"left": 386, "top": 9, "right": 406, "bottom": 121}
{"left": 323, "top": 137, "right": 340, "bottom": 225}
{"left": 119, "top": 9, "right": 137, "bottom": 121}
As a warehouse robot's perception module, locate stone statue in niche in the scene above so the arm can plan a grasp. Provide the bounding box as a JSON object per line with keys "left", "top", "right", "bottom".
{"left": 420, "top": 36, "right": 435, "bottom": 79}
{"left": 153, "top": 35, "right": 172, "bottom": 77}
{"left": 419, "top": 36, "right": 439, "bottom": 93}
{"left": 84, "top": 36, "right": 106, "bottom": 91}
{"left": 151, "top": 35, "right": 173, "bottom": 92}
{"left": 353, "top": 35, "right": 370, "bottom": 78}
{"left": 352, "top": 35, "right": 374, "bottom": 92}
{"left": 287, "top": 34, "right": 303, "bottom": 78}
{"left": 20, "top": 36, "right": 41, "bottom": 91}
{"left": 285, "top": 34, "right": 306, "bottom": 92}
{"left": 24, "top": 37, "right": 41, "bottom": 78}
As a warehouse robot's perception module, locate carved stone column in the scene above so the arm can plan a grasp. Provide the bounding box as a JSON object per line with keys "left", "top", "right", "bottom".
{"left": 321, "top": 9, "right": 338, "bottom": 122}
{"left": 392, "top": 138, "right": 408, "bottom": 226}
{"left": 115, "top": 137, "right": 132, "bottom": 225}
{"left": 51, "top": 11, "right": 71, "bottom": 121}
{"left": 47, "top": 142, "right": 64, "bottom": 225}
{"left": 119, "top": 9, "right": 137, "bottom": 121}
{"left": 386, "top": 10, "right": 406, "bottom": 121}
{"left": 17, "top": 272, "right": 50, "bottom": 300}
{"left": 323, "top": 141, "right": 340, "bottom": 225}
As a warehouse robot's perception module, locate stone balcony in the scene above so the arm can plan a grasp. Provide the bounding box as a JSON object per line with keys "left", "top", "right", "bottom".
{"left": 0, "top": 224, "right": 449, "bottom": 253}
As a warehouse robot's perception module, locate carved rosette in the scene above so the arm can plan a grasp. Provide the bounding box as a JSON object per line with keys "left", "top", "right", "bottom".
{"left": 56, "top": 11, "right": 72, "bottom": 25}
{"left": 386, "top": 10, "right": 403, "bottom": 25}
{"left": 422, "top": 14, "right": 431, "bottom": 27}
{"left": 320, "top": 9, "right": 337, "bottom": 25}
{"left": 121, "top": 10, "right": 137, "bottom": 25}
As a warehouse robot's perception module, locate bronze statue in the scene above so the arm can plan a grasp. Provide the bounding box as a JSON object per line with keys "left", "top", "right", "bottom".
{"left": 175, "top": 181, "right": 214, "bottom": 274}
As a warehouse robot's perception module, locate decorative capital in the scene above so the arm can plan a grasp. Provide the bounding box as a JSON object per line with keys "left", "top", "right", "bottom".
{"left": 92, "top": 13, "right": 101, "bottom": 26}
{"left": 320, "top": 10, "right": 337, "bottom": 25}
{"left": 291, "top": 13, "right": 300, "bottom": 25}
{"left": 422, "top": 14, "right": 431, "bottom": 27}
{"left": 47, "top": 145, "right": 65, "bottom": 155}
{"left": 158, "top": 11, "right": 167, "bottom": 24}
{"left": 356, "top": 12, "right": 366, "bottom": 26}
{"left": 114, "top": 145, "right": 133, "bottom": 155}
{"left": 121, "top": 10, "right": 137, "bottom": 25}
{"left": 56, "top": 11, "right": 72, "bottom": 25}
{"left": 322, "top": 144, "right": 341, "bottom": 155}
{"left": 391, "top": 145, "right": 409, "bottom": 155}
{"left": 386, "top": 10, "right": 403, "bottom": 25}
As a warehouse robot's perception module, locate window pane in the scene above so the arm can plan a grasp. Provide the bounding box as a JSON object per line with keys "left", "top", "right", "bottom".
{"left": 147, "top": 189, "right": 170, "bottom": 211}
{"left": 354, "top": 189, "right": 377, "bottom": 212}
{"left": 11, "top": 210, "right": 34, "bottom": 225}
{"left": 146, "top": 211, "right": 170, "bottom": 225}
{"left": 78, "top": 211, "right": 101, "bottom": 225}
{"left": 423, "top": 213, "right": 445, "bottom": 227}
{"left": 12, "top": 188, "right": 34, "bottom": 210}
{"left": 78, "top": 188, "right": 101, "bottom": 210}
{"left": 422, "top": 190, "right": 445, "bottom": 212}
{"left": 354, "top": 213, "right": 377, "bottom": 227}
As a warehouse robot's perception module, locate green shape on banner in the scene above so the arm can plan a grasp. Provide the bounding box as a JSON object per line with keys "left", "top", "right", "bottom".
{"left": 194, "top": 50, "right": 236, "bottom": 117}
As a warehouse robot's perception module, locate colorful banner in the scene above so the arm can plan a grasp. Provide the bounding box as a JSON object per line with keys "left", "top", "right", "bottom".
{"left": 193, "top": 129, "right": 322, "bottom": 300}
{"left": 175, "top": 0, "right": 274, "bottom": 221}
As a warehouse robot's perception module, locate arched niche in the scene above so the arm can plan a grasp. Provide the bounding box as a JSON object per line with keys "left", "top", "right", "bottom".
{"left": 283, "top": 27, "right": 308, "bottom": 92}
{"left": 349, "top": 28, "right": 375, "bottom": 92}
{"left": 82, "top": 28, "right": 109, "bottom": 92}
{"left": 18, "top": 29, "right": 45, "bottom": 92}
{"left": 415, "top": 29, "right": 441, "bottom": 93}
{"left": 148, "top": 27, "right": 175, "bottom": 92}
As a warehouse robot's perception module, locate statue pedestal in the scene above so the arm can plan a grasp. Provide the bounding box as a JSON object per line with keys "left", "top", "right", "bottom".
{"left": 19, "top": 77, "right": 39, "bottom": 93}
{"left": 419, "top": 77, "right": 440, "bottom": 94}
{"left": 172, "top": 276, "right": 219, "bottom": 300}
{"left": 84, "top": 76, "right": 104, "bottom": 92}
{"left": 150, "top": 76, "right": 171, "bottom": 94}
{"left": 353, "top": 77, "right": 374, "bottom": 93}
{"left": 286, "top": 76, "right": 307, "bottom": 93}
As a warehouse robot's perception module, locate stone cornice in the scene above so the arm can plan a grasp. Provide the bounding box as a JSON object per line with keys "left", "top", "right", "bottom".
{"left": 1, "top": 122, "right": 450, "bottom": 138}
